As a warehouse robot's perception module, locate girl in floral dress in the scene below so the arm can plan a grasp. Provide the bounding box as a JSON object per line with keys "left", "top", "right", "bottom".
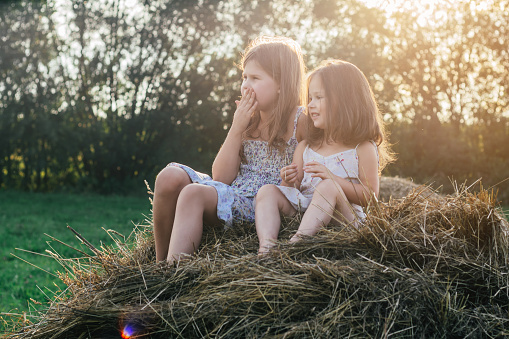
{"left": 153, "top": 36, "right": 307, "bottom": 263}
{"left": 255, "top": 59, "right": 394, "bottom": 255}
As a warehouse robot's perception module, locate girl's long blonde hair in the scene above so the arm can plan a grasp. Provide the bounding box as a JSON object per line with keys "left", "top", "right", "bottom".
{"left": 307, "top": 59, "right": 394, "bottom": 171}
{"left": 240, "top": 36, "right": 306, "bottom": 154}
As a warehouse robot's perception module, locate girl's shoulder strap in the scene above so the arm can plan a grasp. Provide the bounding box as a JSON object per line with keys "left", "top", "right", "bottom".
{"left": 292, "top": 106, "right": 305, "bottom": 137}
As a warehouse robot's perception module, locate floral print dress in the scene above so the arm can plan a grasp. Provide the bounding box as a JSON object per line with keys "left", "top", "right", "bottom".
{"left": 277, "top": 141, "right": 379, "bottom": 219}
{"left": 168, "top": 107, "right": 304, "bottom": 227}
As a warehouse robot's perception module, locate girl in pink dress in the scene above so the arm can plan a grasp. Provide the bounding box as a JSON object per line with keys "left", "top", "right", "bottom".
{"left": 255, "top": 59, "right": 394, "bottom": 255}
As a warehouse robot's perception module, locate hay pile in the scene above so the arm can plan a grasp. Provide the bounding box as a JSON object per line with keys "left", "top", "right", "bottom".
{"left": 5, "top": 184, "right": 509, "bottom": 338}
{"left": 379, "top": 176, "right": 440, "bottom": 201}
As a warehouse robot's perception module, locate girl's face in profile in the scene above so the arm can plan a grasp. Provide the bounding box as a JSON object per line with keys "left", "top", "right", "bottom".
{"left": 241, "top": 60, "right": 280, "bottom": 113}
{"left": 308, "top": 75, "right": 327, "bottom": 130}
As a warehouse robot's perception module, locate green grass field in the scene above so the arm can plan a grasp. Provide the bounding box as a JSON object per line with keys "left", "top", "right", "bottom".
{"left": 0, "top": 190, "right": 151, "bottom": 320}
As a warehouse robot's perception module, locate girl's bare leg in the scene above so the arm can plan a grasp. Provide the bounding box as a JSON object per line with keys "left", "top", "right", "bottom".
{"left": 153, "top": 166, "right": 192, "bottom": 262}
{"left": 167, "top": 184, "right": 220, "bottom": 264}
{"left": 290, "top": 179, "right": 355, "bottom": 242}
{"left": 255, "top": 184, "right": 296, "bottom": 255}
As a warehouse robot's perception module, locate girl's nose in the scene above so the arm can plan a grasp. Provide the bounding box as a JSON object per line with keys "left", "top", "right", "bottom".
{"left": 241, "top": 84, "right": 251, "bottom": 96}
{"left": 241, "top": 81, "right": 250, "bottom": 90}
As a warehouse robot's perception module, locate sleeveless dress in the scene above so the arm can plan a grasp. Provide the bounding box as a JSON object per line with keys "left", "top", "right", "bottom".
{"left": 167, "top": 107, "right": 304, "bottom": 227}
{"left": 277, "top": 141, "right": 379, "bottom": 219}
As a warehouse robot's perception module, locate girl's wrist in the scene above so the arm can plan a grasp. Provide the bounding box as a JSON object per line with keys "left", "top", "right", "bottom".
{"left": 227, "top": 126, "right": 244, "bottom": 139}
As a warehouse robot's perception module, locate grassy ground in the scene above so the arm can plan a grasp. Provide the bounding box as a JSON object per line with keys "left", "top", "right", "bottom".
{"left": 0, "top": 190, "right": 151, "bottom": 319}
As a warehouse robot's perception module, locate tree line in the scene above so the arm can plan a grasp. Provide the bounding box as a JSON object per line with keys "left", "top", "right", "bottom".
{"left": 0, "top": 0, "right": 508, "bottom": 202}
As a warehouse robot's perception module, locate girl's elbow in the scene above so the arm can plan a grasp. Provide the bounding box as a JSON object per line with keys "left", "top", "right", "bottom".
{"left": 371, "top": 187, "right": 379, "bottom": 199}
{"left": 356, "top": 189, "right": 377, "bottom": 207}
{"left": 365, "top": 190, "right": 379, "bottom": 205}
{"left": 212, "top": 172, "right": 234, "bottom": 185}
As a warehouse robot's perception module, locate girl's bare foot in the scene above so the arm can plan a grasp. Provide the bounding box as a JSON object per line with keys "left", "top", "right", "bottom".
{"left": 289, "top": 232, "right": 304, "bottom": 243}
{"left": 258, "top": 240, "right": 276, "bottom": 257}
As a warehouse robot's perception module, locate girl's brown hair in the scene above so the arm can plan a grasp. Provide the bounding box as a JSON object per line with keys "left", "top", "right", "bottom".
{"left": 240, "top": 36, "right": 306, "bottom": 153}
{"left": 307, "top": 59, "right": 394, "bottom": 171}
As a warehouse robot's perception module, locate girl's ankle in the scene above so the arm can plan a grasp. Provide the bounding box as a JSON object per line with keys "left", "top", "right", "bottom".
{"left": 258, "top": 241, "right": 275, "bottom": 256}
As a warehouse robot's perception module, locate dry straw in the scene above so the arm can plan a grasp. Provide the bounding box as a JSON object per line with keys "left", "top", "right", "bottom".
{"left": 3, "top": 180, "right": 509, "bottom": 338}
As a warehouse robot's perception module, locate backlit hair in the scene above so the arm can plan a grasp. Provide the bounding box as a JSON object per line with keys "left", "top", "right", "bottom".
{"left": 306, "top": 59, "right": 394, "bottom": 171}
{"left": 240, "top": 36, "right": 306, "bottom": 154}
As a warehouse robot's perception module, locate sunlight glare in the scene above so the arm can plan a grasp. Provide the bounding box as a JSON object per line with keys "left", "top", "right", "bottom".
{"left": 359, "top": 0, "right": 449, "bottom": 26}
{"left": 121, "top": 325, "right": 134, "bottom": 339}
{"left": 360, "top": 0, "right": 440, "bottom": 14}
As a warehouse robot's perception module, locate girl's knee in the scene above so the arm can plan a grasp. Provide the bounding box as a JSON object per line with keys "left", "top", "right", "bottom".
{"left": 315, "top": 179, "right": 338, "bottom": 194}
{"left": 315, "top": 179, "right": 347, "bottom": 201}
{"left": 256, "top": 184, "right": 279, "bottom": 202}
{"left": 178, "top": 184, "right": 206, "bottom": 202}
{"left": 155, "top": 166, "right": 191, "bottom": 194}
{"left": 178, "top": 184, "right": 218, "bottom": 209}
{"left": 177, "top": 184, "right": 219, "bottom": 222}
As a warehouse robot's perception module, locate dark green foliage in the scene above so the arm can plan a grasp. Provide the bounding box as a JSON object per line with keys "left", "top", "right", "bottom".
{"left": 0, "top": 0, "right": 240, "bottom": 194}
{"left": 0, "top": 0, "right": 508, "bottom": 202}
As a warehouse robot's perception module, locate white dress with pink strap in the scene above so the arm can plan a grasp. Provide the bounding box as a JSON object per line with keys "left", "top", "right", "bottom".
{"left": 277, "top": 142, "right": 378, "bottom": 219}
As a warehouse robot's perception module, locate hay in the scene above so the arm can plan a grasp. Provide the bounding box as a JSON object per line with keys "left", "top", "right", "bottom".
{"left": 379, "top": 176, "right": 440, "bottom": 201}
{"left": 4, "top": 183, "right": 509, "bottom": 338}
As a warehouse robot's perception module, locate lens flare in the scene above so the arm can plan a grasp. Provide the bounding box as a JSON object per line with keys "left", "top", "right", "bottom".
{"left": 121, "top": 325, "right": 134, "bottom": 339}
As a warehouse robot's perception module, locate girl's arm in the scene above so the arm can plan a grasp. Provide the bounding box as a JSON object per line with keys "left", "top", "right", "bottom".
{"left": 212, "top": 89, "right": 258, "bottom": 184}
{"left": 280, "top": 141, "right": 306, "bottom": 188}
{"left": 335, "top": 141, "right": 379, "bottom": 206}
{"left": 304, "top": 141, "right": 379, "bottom": 206}
{"left": 295, "top": 110, "right": 308, "bottom": 142}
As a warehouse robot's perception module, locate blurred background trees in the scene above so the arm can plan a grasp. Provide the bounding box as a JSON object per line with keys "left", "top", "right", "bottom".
{"left": 0, "top": 0, "right": 507, "bottom": 201}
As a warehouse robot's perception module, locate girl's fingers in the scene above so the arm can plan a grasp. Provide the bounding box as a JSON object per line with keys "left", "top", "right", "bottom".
{"left": 305, "top": 168, "right": 325, "bottom": 176}
{"left": 285, "top": 171, "right": 297, "bottom": 179}
{"left": 248, "top": 101, "right": 258, "bottom": 114}
{"left": 285, "top": 172, "right": 296, "bottom": 180}
{"left": 304, "top": 162, "right": 326, "bottom": 172}
{"left": 239, "top": 89, "right": 250, "bottom": 104}
{"left": 246, "top": 92, "right": 256, "bottom": 109}
{"left": 239, "top": 89, "right": 257, "bottom": 112}
{"left": 283, "top": 170, "right": 297, "bottom": 179}
{"left": 282, "top": 166, "right": 298, "bottom": 182}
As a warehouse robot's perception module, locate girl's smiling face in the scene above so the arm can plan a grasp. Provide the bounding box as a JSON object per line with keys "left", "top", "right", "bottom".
{"left": 241, "top": 60, "right": 280, "bottom": 113}
{"left": 308, "top": 75, "right": 327, "bottom": 130}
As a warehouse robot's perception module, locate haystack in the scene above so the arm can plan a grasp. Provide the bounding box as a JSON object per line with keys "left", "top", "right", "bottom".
{"left": 4, "top": 182, "right": 509, "bottom": 338}
{"left": 379, "top": 176, "right": 440, "bottom": 201}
